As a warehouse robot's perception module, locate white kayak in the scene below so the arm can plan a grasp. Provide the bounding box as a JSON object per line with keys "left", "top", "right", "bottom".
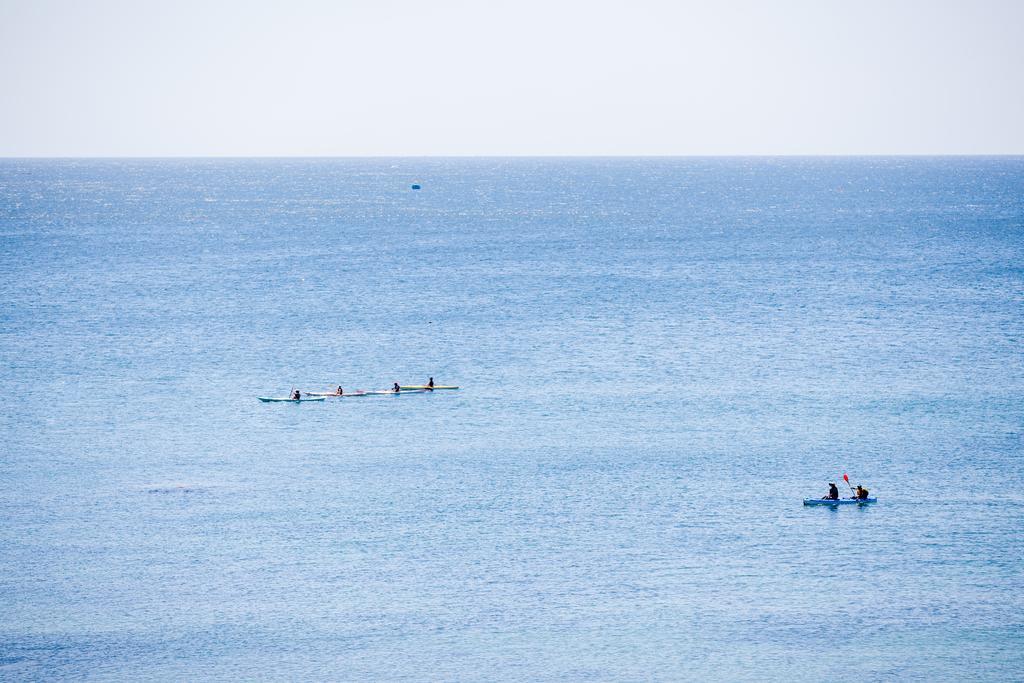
{"left": 363, "top": 389, "right": 427, "bottom": 395}
{"left": 304, "top": 391, "right": 368, "bottom": 397}
{"left": 804, "top": 498, "right": 877, "bottom": 506}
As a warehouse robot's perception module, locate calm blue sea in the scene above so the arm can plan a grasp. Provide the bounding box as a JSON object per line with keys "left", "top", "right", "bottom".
{"left": 1, "top": 157, "right": 1022, "bottom": 680}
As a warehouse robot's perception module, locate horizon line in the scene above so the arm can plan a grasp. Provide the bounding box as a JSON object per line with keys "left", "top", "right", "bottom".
{"left": 3, "top": 153, "right": 1024, "bottom": 161}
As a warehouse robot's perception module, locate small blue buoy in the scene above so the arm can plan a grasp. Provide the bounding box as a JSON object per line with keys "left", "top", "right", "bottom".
{"left": 411, "top": 184, "right": 421, "bottom": 190}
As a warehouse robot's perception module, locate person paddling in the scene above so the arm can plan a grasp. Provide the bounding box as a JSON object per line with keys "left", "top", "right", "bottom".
{"left": 427, "top": 377, "right": 434, "bottom": 389}
{"left": 824, "top": 482, "right": 839, "bottom": 500}
{"left": 335, "top": 386, "right": 344, "bottom": 396}
{"left": 393, "top": 382, "right": 401, "bottom": 393}
{"left": 855, "top": 484, "right": 870, "bottom": 500}
{"left": 291, "top": 389, "right": 301, "bottom": 400}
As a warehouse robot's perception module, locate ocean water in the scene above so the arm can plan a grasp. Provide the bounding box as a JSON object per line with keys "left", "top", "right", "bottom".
{"left": 1, "top": 157, "right": 1022, "bottom": 680}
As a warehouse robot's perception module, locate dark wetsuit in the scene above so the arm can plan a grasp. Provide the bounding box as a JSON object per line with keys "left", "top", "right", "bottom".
{"left": 827, "top": 484, "right": 839, "bottom": 500}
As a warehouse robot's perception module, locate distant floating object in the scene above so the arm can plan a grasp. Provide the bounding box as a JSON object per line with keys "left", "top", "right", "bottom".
{"left": 410, "top": 184, "right": 421, "bottom": 190}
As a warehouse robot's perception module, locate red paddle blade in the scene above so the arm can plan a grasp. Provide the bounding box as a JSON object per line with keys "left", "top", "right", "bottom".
{"left": 843, "top": 473, "right": 849, "bottom": 482}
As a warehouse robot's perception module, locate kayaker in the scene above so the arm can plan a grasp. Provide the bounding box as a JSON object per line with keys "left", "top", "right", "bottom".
{"left": 855, "top": 485, "right": 870, "bottom": 500}
{"left": 428, "top": 377, "right": 434, "bottom": 389}
{"left": 393, "top": 382, "right": 401, "bottom": 393}
{"left": 335, "top": 386, "right": 344, "bottom": 396}
{"left": 824, "top": 483, "right": 839, "bottom": 500}
{"left": 291, "top": 389, "right": 301, "bottom": 400}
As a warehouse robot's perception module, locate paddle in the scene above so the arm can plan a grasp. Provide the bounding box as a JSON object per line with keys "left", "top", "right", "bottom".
{"left": 842, "top": 473, "right": 856, "bottom": 498}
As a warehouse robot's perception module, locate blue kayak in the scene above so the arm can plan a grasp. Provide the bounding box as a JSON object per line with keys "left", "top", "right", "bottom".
{"left": 257, "top": 397, "right": 326, "bottom": 403}
{"left": 804, "top": 498, "right": 877, "bottom": 506}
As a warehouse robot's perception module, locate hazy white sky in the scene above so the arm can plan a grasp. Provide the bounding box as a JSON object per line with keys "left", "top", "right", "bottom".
{"left": 1, "top": 0, "right": 1022, "bottom": 156}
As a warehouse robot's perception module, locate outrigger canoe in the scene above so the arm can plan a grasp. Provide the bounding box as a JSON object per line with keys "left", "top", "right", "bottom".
{"left": 399, "top": 385, "right": 459, "bottom": 390}
{"left": 258, "top": 397, "right": 326, "bottom": 403}
{"left": 804, "top": 498, "right": 877, "bottom": 506}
